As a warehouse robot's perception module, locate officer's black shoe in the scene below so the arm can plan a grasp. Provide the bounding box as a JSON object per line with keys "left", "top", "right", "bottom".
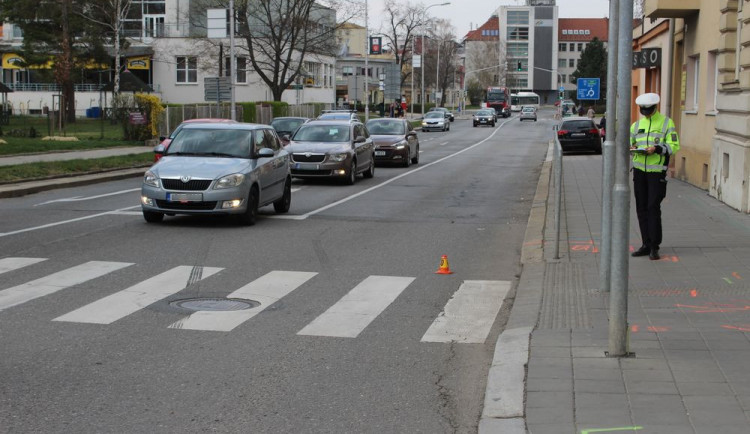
{"left": 649, "top": 249, "right": 660, "bottom": 261}
{"left": 631, "top": 246, "right": 650, "bottom": 257}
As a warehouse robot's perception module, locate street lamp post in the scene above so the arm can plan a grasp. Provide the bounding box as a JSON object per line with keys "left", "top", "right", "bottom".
{"left": 420, "top": 2, "right": 450, "bottom": 117}
{"left": 365, "top": 0, "right": 369, "bottom": 121}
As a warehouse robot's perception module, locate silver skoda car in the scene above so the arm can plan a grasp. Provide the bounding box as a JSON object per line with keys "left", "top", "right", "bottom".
{"left": 140, "top": 123, "right": 292, "bottom": 225}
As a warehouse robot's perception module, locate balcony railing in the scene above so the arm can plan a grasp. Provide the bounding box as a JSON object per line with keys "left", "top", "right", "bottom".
{"left": 8, "top": 83, "right": 113, "bottom": 92}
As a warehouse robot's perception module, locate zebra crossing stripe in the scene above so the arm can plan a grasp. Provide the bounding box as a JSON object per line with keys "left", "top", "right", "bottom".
{"left": 297, "top": 275, "right": 415, "bottom": 338}
{"left": 169, "top": 270, "right": 318, "bottom": 331}
{"left": 420, "top": 280, "right": 510, "bottom": 343}
{"left": 0, "top": 261, "right": 133, "bottom": 312}
{"left": 53, "top": 266, "right": 222, "bottom": 324}
{"left": 0, "top": 257, "right": 47, "bottom": 275}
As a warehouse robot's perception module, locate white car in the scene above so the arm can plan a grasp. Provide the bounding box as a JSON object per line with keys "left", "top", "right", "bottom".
{"left": 520, "top": 106, "right": 537, "bottom": 122}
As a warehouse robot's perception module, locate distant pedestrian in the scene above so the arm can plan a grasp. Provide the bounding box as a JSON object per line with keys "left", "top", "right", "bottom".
{"left": 587, "top": 106, "right": 595, "bottom": 119}
{"left": 578, "top": 105, "right": 585, "bottom": 116}
{"left": 630, "top": 93, "right": 680, "bottom": 261}
{"left": 400, "top": 99, "right": 407, "bottom": 118}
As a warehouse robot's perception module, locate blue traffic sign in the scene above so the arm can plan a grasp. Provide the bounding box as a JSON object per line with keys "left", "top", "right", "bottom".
{"left": 576, "top": 78, "right": 600, "bottom": 100}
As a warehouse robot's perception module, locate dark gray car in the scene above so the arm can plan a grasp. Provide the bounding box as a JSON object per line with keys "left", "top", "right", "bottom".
{"left": 286, "top": 120, "right": 375, "bottom": 185}
{"left": 141, "top": 123, "right": 292, "bottom": 225}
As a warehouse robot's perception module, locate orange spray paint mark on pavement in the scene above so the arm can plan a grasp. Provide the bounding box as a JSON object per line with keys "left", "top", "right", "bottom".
{"left": 732, "top": 272, "right": 743, "bottom": 280}
{"left": 690, "top": 289, "right": 699, "bottom": 298}
{"left": 722, "top": 325, "right": 750, "bottom": 332}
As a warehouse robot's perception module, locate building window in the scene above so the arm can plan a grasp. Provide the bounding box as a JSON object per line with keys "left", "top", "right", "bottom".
{"left": 577, "top": 43, "right": 583, "bottom": 52}
{"left": 707, "top": 50, "right": 718, "bottom": 112}
{"left": 569, "top": 59, "right": 575, "bottom": 68}
{"left": 561, "top": 74, "right": 566, "bottom": 83}
{"left": 558, "top": 59, "right": 567, "bottom": 68}
{"left": 507, "top": 26, "right": 529, "bottom": 40}
{"left": 506, "top": 43, "right": 529, "bottom": 57}
{"left": 176, "top": 56, "right": 197, "bottom": 83}
{"left": 342, "top": 66, "right": 353, "bottom": 76}
{"left": 569, "top": 43, "right": 575, "bottom": 51}
{"left": 687, "top": 55, "right": 700, "bottom": 110}
{"left": 559, "top": 43, "right": 567, "bottom": 52}
{"left": 224, "top": 57, "right": 247, "bottom": 83}
{"left": 507, "top": 10, "right": 529, "bottom": 25}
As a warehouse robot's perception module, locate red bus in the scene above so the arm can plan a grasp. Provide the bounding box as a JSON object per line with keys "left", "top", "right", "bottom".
{"left": 484, "top": 87, "right": 511, "bottom": 118}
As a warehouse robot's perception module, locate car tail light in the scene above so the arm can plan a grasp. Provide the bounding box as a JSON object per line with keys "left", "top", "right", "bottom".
{"left": 589, "top": 128, "right": 600, "bottom": 135}
{"left": 557, "top": 130, "right": 568, "bottom": 136}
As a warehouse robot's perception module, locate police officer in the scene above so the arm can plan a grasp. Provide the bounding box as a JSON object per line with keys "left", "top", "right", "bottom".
{"left": 630, "top": 93, "right": 680, "bottom": 260}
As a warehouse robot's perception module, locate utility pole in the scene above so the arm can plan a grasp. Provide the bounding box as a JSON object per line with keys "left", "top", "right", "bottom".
{"left": 608, "top": 0, "right": 634, "bottom": 358}
{"left": 364, "top": 0, "right": 370, "bottom": 122}
{"left": 229, "top": 0, "right": 236, "bottom": 121}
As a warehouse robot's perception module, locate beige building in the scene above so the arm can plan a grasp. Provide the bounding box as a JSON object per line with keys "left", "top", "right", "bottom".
{"left": 646, "top": 0, "right": 749, "bottom": 213}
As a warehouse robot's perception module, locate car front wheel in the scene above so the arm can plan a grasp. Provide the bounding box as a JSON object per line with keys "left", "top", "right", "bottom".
{"left": 273, "top": 177, "right": 292, "bottom": 213}
{"left": 345, "top": 160, "right": 357, "bottom": 185}
{"left": 363, "top": 157, "right": 375, "bottom": 178}
{"left": 237, "top": 186, "right": 259, "bottom": 225}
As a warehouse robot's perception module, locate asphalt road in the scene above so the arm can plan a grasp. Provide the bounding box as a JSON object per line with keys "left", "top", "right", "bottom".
{"left": 0, "top": 110, "right": 554, "bottom": 433}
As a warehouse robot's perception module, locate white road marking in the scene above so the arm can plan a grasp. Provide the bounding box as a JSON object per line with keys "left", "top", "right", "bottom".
{"left": 110, "top": 211, "right": 143, "bottom": 216}
{"left": 439, "top": 141, "right": 448, "bottom": 146}
{"left": 297, "top": 275, "right": 414, "bottom": 338}
{"left": 270, "top": 120, "right": 509, "bottom": 220}
{"left": 421, "top": 280, "right": 510, "bottom": 343}
{"left": 0, "top": 206, "right": 141, "bottom": 238}
{"left": 169, "top": 270, "right": 318, "bottom": 331}
{"left": 53, "top": 265, "right": 223, "bottom": 324}
{"left": 291, "top": 187, "right": 302, "bottom": 193}
{"left": 0, "top": 257, "right": 47, "bottom": 275}
{"left": 0, "top": 261, "right": 133, "bottom": 312}
{"left": 35, "top": 188, "right": 140, "bottom": 206}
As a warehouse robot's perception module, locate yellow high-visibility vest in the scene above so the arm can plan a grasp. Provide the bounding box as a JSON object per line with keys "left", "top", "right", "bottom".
{"left": 629, "top": 111, "right": 680, "bottom": 173}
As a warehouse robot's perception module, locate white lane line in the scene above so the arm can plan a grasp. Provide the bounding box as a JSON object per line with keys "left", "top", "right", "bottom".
{"left": 291, "top": 187, "right": 302, "bottom": 193}
{"left": 0, "top": 261, "right": 133, "bottom": 312}
{"left": 0, "top": 206, "right": 141, "bottom": 238}
{"left": 270, "top": 120, "right": 510, "bottom": 220}
{"left": 421, "top": 280, "right": 510, "bottom": 343}
{"left": 439, "top": 141, "right": 449, "bottom": 146}
{"left": 53, "top": 265, "right": 223, "bottom": 324}
{"left": 110, "top": 211, "right": 142, "bottom": 216}
{"left": 297, "top": 275, "right": 415, "bottom": 338}
{"left": 0, "top": 257, "right": 47, "bottom": 275}
{"left": 169, "top": 270, "right": 318, "bottom": 331}
{"left": 35, "top": 188, "right": 141, "bottom": 206}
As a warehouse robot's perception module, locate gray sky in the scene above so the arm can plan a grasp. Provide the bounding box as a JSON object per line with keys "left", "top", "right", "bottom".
{"left": 367, "top": 0, "right": 611, "bottom": 39}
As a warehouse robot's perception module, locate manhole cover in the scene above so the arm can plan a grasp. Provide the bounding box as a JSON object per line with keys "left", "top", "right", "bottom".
{"left": 170, "top": 298, "right": 259, "bottom": 311}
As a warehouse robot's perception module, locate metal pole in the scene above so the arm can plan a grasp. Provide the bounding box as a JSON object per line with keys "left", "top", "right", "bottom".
{"left": 411, "top": 37, "right": 415, "bottom": 118}
{"left": 553, "top": 138, "right": 563, "bottom": 260}
{"left": 436, "top": 41, "right": 440, "bottom": 106}
{"left": 600, "top": 0, "right": 619, "bottom": 292}
{"left": 364, "top": 0, "right": 370, "bottom": 122}
{"left": 229, "top": 0, "right": 236, "bottom": 121}
{"left": 421, "top": 33, "right": 425, "bottom": 116}
{"left": 608, "top": 0, "right": 633, "bottom": 357}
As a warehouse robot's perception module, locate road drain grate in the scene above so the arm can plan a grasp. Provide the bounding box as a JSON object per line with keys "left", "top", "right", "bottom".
{"left": 170, "top": 298, "right": 259, "bottom": 311}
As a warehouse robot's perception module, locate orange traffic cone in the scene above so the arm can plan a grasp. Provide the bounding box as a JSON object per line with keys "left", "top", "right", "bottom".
{"left": 435, "top": 255, "right": 454, "bottom": 274}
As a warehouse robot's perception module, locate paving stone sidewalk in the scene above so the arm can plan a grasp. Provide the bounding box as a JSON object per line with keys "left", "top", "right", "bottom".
{"left": 525, "top": 154, "right": 750, "bottom": 434}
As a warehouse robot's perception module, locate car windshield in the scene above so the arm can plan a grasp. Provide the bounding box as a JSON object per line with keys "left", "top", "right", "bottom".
{"left": 561, "top": 120, "right": 595, "bottom": 131}
{"left": 166, "top": 128, "right": 253, "bottom": 158}
{"left": 522, "top": 107, "right": 535, "bottom": 112}
{"left": 271, "top": 118, "right": 305, "bottom": 133}
{"left": 318, "top": 113, "right": 353, "bottom": 120}
{"left": 477, "top": 111, "right": 492, "bottom": 115}
{"left": 425, "top": 112, "right": 443, "bottom": 119}
{"left": 292, "top": 124, "right": 351, "bottom": 142}
{"left": 366, "top": 121, "right": 405, "bottom": 135}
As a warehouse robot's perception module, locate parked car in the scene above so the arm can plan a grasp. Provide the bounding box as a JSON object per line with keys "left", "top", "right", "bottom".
{"left": 141, "top": 123, "right": 292, "bottom": 225}
{"left": 285, "top": 120, "right": 375, "bottom": 185}
{"left": 270, "top": 116, "right": 310, "bottom": 145}
{"left": 421, "top": 111, "right": 450, "bottom": 132}
{"left": 555, "top": 117, "right": 602, "bottom": 154}
{"left": 429, "top": 106, "right": 454, "bottom": 122}
{"left": 519, "top": 106, "right": 537, "bottom": 122}
{"left": 317, "top": 110, "right": 360, "bottom": 121}
{"left": 473, "top": 109, "right": 496, "bottom": 127}
{"left": 154, "top": 118, "right": 237, "bottom": 161}
{"left": 365, "top": 118, "right": 419, "bottom": 167}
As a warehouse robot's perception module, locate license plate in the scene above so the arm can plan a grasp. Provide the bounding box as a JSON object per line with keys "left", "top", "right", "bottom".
{"left": 480, "top": 119, "right": 487, "bottom": 123}
{"left": 374, "top": 151, "right": 386, "bottom": 156}
{"left": 570, "top": 133, "right": 586, "bottom": 137}
{"left": 294, "top": 162, "right": 319, "bottom": 170}
{"left": 167, "top": 193, "right": 202, "bottom": 202}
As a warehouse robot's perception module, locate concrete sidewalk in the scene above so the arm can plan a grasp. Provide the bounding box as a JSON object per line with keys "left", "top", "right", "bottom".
{"left": 482, "top": 141, "right": 750, "bottom": 433}
{"left": 0, "top": 146, "right": 151, "bottom": 167}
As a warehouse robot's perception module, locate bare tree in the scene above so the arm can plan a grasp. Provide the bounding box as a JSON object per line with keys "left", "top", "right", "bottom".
{"left": 464, "top": 40, "right": 505, "bottom": 89}
{"left": 425, "top": 19, "right": 457, "bottom": 106}
{"left": 634, "top": 0, "right": 645, "bottom": 19}
{"left": 190, "top": 0, "right": 351, "bottom": 101}
{"left": 377, "top": 0, "right": 432, "bottom": 91}
{"left": 74, "top": 0, "right": 133, "bottom": 94}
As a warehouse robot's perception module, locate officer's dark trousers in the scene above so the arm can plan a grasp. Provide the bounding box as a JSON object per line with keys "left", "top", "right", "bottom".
{"left": 633, "top": 168, "right": 667, "bottom": 249}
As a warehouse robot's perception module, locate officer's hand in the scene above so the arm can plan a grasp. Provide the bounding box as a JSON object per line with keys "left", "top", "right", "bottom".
{"left": 646, "top": 146, "right": 656, "bottom": 154}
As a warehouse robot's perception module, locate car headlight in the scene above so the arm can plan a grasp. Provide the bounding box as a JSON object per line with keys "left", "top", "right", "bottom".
{"left": 395, "top": 140, "right": 407, "bottom": 150}
{"left": 214, "top": 173, "right": 245, "bottom": 189}
{"left": 329, "top": 153, "right": 348, "bottom": 162}
{"left": 143, "top": 170, "right": 160, "bottom": 188}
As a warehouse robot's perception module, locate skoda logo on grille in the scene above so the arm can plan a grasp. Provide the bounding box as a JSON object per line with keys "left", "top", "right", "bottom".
{"left": 305, "top": 152, "right": 312, "bottom": 158}
{"left": 180, "top": 176, "right": 192, "bottom": 183}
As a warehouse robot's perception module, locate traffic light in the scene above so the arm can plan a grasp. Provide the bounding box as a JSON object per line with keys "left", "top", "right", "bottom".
{"left": 517, "top": 61, "right": 522, "bottom": 71}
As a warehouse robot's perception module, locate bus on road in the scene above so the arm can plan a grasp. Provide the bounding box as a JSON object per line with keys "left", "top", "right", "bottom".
{"left": 510, "top": 92, "right": 541, "bottom": 111}
{"left": 484, "top": 87, "right": 511, "bottom": 118}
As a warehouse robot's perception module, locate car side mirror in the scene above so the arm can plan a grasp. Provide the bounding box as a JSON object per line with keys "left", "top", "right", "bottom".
{"left": 153, "top": 143, "right": 166, "bottom": 156}
{"left": 354, "top": 135, "right": 366, "bottom": 143}
{"left": 282, "top": 134, "right": 290, "bottom": 142}
{"left": 257, "top": 147, "right": 275, "bottom": 158}
{"left": 159, "top": 136, "right": 166, "bottom": 141}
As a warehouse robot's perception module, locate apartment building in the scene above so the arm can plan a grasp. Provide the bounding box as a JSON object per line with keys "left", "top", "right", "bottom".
{"left": 557, "top": 18, "right": 608, "bottom": 95}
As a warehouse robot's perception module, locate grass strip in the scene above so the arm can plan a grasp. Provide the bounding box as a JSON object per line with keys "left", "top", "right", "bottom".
{"left": 0, "top": 139, "right": 145, "bottom": 156}
{"left": 0, "top": 153, "right": 153, "bottom": 183}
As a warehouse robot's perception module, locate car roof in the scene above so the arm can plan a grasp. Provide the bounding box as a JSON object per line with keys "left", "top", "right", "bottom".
{"left": 181, "top": 118, "right": 237, "bottom": 124}
{"left": 272, "top": 116, "right": 309, "bottom": 121}
{"left": 424, "top": 111, "right": 443, "bottom": 116}
{"left": 302, "top": 119, "right": 357, "bottom": 126}
{"left": 179, "top": 122, "right": 270, "bottom": 131}
{"left": 366, "top": 118, "right": 404, "bottom": 123}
